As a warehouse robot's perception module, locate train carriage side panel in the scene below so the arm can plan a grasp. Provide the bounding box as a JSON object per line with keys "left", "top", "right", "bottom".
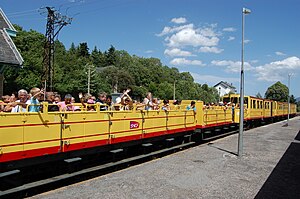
{"left": 195, "top": 101, "right": 204, "bottom": 128}
{"left": 166, "top": 109, "right": 187, "bottom": 134}
{"left": 291, "top": 103, "right": 297, "bottom": 115}
{"left": 225, "top": 95, "right": 250, "bottom": 123}
{"left": 272, "top": 101, "right": 277, "bottom": 117}
{"left": 283, "top": 102, "right": 289, "bottom": 115}
{"left": 263, "top": 99, "right": 272, "bottom": 118}
{"left": 61, "top": 111, "right": 85, "bottom": 152}
{"left": 185, "top": 109, "right": 197, "bottom": 129}
{"left": 276, "top": 102, "right": 284, "bottom": 116}
{"left": 0, "top": 113, "right": 25, "bottom": 162}
{"left": 81, "top": 110, "right": 110, "bottom": 147}
{"left": 202, "top": 106, "right": 232, "bottom": 128}
{"left": 180, "top": 100, "right": 198, "bottom": 130}
{"left": 109, "top": 110, "right": 143, "bottom": 143}
{"left": 248, "top": 97, "right": 263, "bottom": 120}
{"left": 22, "top": 112, "right": 61, "bottom": 157}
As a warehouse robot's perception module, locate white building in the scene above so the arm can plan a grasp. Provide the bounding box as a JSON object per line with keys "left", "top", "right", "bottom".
{"left": 213, "top": 81, "right": 236, "bottom": 97}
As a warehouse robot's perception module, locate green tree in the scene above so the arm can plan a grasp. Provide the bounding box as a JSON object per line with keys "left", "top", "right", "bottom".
{"left": 105, "top": 45, "right": 117, "bottom": 66}
{"left": 265, "top": 81, "right": 288, "bottom": 102}
{"left": 156, "top": 82, "right": 173, "bottom": 99}
{"left": 256, "top": 92, "right": 262, "bottom": 98}
{"left": 77, "top": 42, "right": 89, "bottom": 57}
{"left": 91, "top": 46, "right": 105, "bottom": 67}
{"left": 290, "top": 95, "right": 296, "bottom": 104}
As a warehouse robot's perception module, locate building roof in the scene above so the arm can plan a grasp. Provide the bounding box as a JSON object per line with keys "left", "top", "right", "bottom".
{"left": 0, "top": 8, "right": 16, "bottom": 30}
{"left": 213, "top": 81, "right": 236, "bottom": 89}
{"left": 0, "top": 8, "right": 23, "bottom": 66}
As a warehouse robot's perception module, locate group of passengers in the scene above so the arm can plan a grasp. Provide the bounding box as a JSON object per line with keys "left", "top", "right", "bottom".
{"left": 0, "top": 88, "right": 196, "bottom": 113}
{"left": 203, "top": 101, "right": 236, "bottom": 110}
{"left": 0, "top": 88, "right": 44, "bottom": 112}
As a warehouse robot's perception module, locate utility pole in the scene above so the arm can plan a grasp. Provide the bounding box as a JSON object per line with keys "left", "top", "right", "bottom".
{"left": 238, "top": 7, "right": 251, "bottom": 157}
{"left": 41, "top": 7, "right": 72, "bottom": 91}
{"left": 87, "top": 64, "right": 91, "bottom": 95}
{"left": 173, "top": 80, "right": 176, "bottom": 101}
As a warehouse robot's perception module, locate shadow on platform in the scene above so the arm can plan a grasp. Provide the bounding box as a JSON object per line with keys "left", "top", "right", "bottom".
{"left": 294, "top": 130, "right": 300, "bottom": 141}
{"left": 207, "top": 143, "right": 237, "bottom": 156}
{"left": 254, "top": 142, "right": 300, "bottom": 199}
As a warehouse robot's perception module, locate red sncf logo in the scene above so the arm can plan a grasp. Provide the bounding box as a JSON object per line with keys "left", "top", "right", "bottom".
{"left": 130, "top": 121, "right": 139, "bottom": 129}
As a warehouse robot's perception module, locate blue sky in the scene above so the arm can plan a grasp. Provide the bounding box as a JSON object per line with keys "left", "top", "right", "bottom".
{"left": 2, "top": 0, "right": 300, "bottom": 98}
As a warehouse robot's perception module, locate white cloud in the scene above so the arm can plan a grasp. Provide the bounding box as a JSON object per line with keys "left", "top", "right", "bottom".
{"left": 228, "top": 36, "right": 235, "bottom": 41}
{"left": 199, "top": 46, "right": 224, "bottom": 54}
{"left": 250, "top": 60, "right": 259, "bottom": 64}
{"left": 244, "top": 39, "right": 250, "bottom": 44}
{"left": 171, "top": 17, "right": 187, "bottom": 24}
{"left": 211, "top": 60, "right": 254, "bottom": 73}
{"left": 189, "top": 72, "right": 239, "bottom": 85}
{"left": 198, "top": 26, "right": 218, "bottom": 37}
{"left": 164, "top": 48, "right": 194, "bottom": 57}
{"left": 166, "top": 27, "right": 219, "bottom": 47}
{"left": 158, "top": 20, "right": 223, "bottom": 58}
{"left": 255, "top": 56, "right": 300, "bottom": 81}
{"left": 156, "top": 24, "right": 194, "bottom": 37}
{"left": 170, "top": 58, "right": 205, "bottom": 66}
{"left": 145, "top": 50, "right": 153, "bottom": 53}
{"left": 222, "top": 27, "right": 236, "bottom": 32}
{"left": 275, "top": 51, "right": 286, "bottom": 56}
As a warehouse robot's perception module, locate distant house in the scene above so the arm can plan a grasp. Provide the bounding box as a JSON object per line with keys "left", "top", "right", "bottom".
{"left": 213, "top": 81, "right": 236, "bottom": 97}
{"left": 0, "top": 8, "right": 23, "bottom": 96}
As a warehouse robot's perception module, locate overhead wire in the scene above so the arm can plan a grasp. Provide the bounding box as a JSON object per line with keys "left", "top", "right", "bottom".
{"left": 65, "top": 0, "right": 138, "bottom": 19}
{"left": 5, "top": 0, "right": 97, "bottom": 19}
{"left": 6, "top": 8, "right": 39, "bottom": 16}
{"left": 4, "top": 0, "right": 138, "bottom": 25}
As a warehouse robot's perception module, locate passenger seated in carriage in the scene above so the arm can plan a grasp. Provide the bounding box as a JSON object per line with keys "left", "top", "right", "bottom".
{"left": 186, "top": 100, "right": 196, "bottom": 114}
{"left": 57, "top": 94, "right": 74, "bottom": 111}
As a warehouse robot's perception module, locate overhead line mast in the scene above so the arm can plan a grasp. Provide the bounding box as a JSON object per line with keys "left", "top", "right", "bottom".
{"left": 41, "top": 6, "right": 72, "bottom": 91}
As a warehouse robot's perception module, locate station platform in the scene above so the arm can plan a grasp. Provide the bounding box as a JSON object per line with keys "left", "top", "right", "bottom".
{"left": 31, "top": 117, "right": 300, "bottom": 199}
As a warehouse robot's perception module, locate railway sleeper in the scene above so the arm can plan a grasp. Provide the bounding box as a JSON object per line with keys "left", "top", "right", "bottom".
{"left": 183, "top": 134, "right": 192, "bottom": 143}
{"left": 0, "top": 170, "right": 22, "bottom": 191}
{"left": 214, "top": 128, "right": 222, "bottom": 134}
{"left": 201, "top": 130, "right": 212, "bottom": 140}
{"left": 165, "top": 138, "right": 175, "bottom": 148}
{"left": 110, "top": 148, "right": 124, "bottom": 162}
{"left": 64, "top": 157, "right": 82, "bottom": 163}
{"left": 142, "top": 143, "right": 153, "bottom": 154}
{"left": 223, "top": 126, "right": 229, "bottom": 130}
{"left": 0, "top": 170, "right": 20, "bottom": 178}
{"left": 64, "top": 157, "right": 82, "bottom": 174}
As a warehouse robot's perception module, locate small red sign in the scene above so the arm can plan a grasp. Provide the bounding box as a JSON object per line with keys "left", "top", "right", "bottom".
{"left": 130, "top": 121, "right": 140, "bottom": 129}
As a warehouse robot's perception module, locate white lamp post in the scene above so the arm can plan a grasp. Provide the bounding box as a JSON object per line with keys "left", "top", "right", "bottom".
{"left": 238, "top": 7, "right": 251, "bottom": 157}
{"left": 287, "top": 73, "right": 292, "bottom": 126}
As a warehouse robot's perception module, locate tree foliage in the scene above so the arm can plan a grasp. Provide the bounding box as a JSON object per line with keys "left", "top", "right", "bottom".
{"left": 256, "top": 92, "right": 262, "bottom": 98}
{"left": 264, "top": 81, "right": 289, "bottom": 102}
{"left": 4, "top": 25, "right": 219, "bottom": 102}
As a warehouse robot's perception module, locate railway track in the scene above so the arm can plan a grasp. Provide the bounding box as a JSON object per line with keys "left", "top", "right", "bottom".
{"left": 0, "top": 127, "right": 239, "bottom": 199}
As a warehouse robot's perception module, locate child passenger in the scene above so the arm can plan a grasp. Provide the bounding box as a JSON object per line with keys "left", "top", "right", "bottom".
{"left": 161, "top": 99, "right": 170, "bottom": 111}
{"left": 186, "top": 101, "right": 196, "bottom": 114}
{"left": 27, "top": 87, "right": 44, "bottom": 112}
